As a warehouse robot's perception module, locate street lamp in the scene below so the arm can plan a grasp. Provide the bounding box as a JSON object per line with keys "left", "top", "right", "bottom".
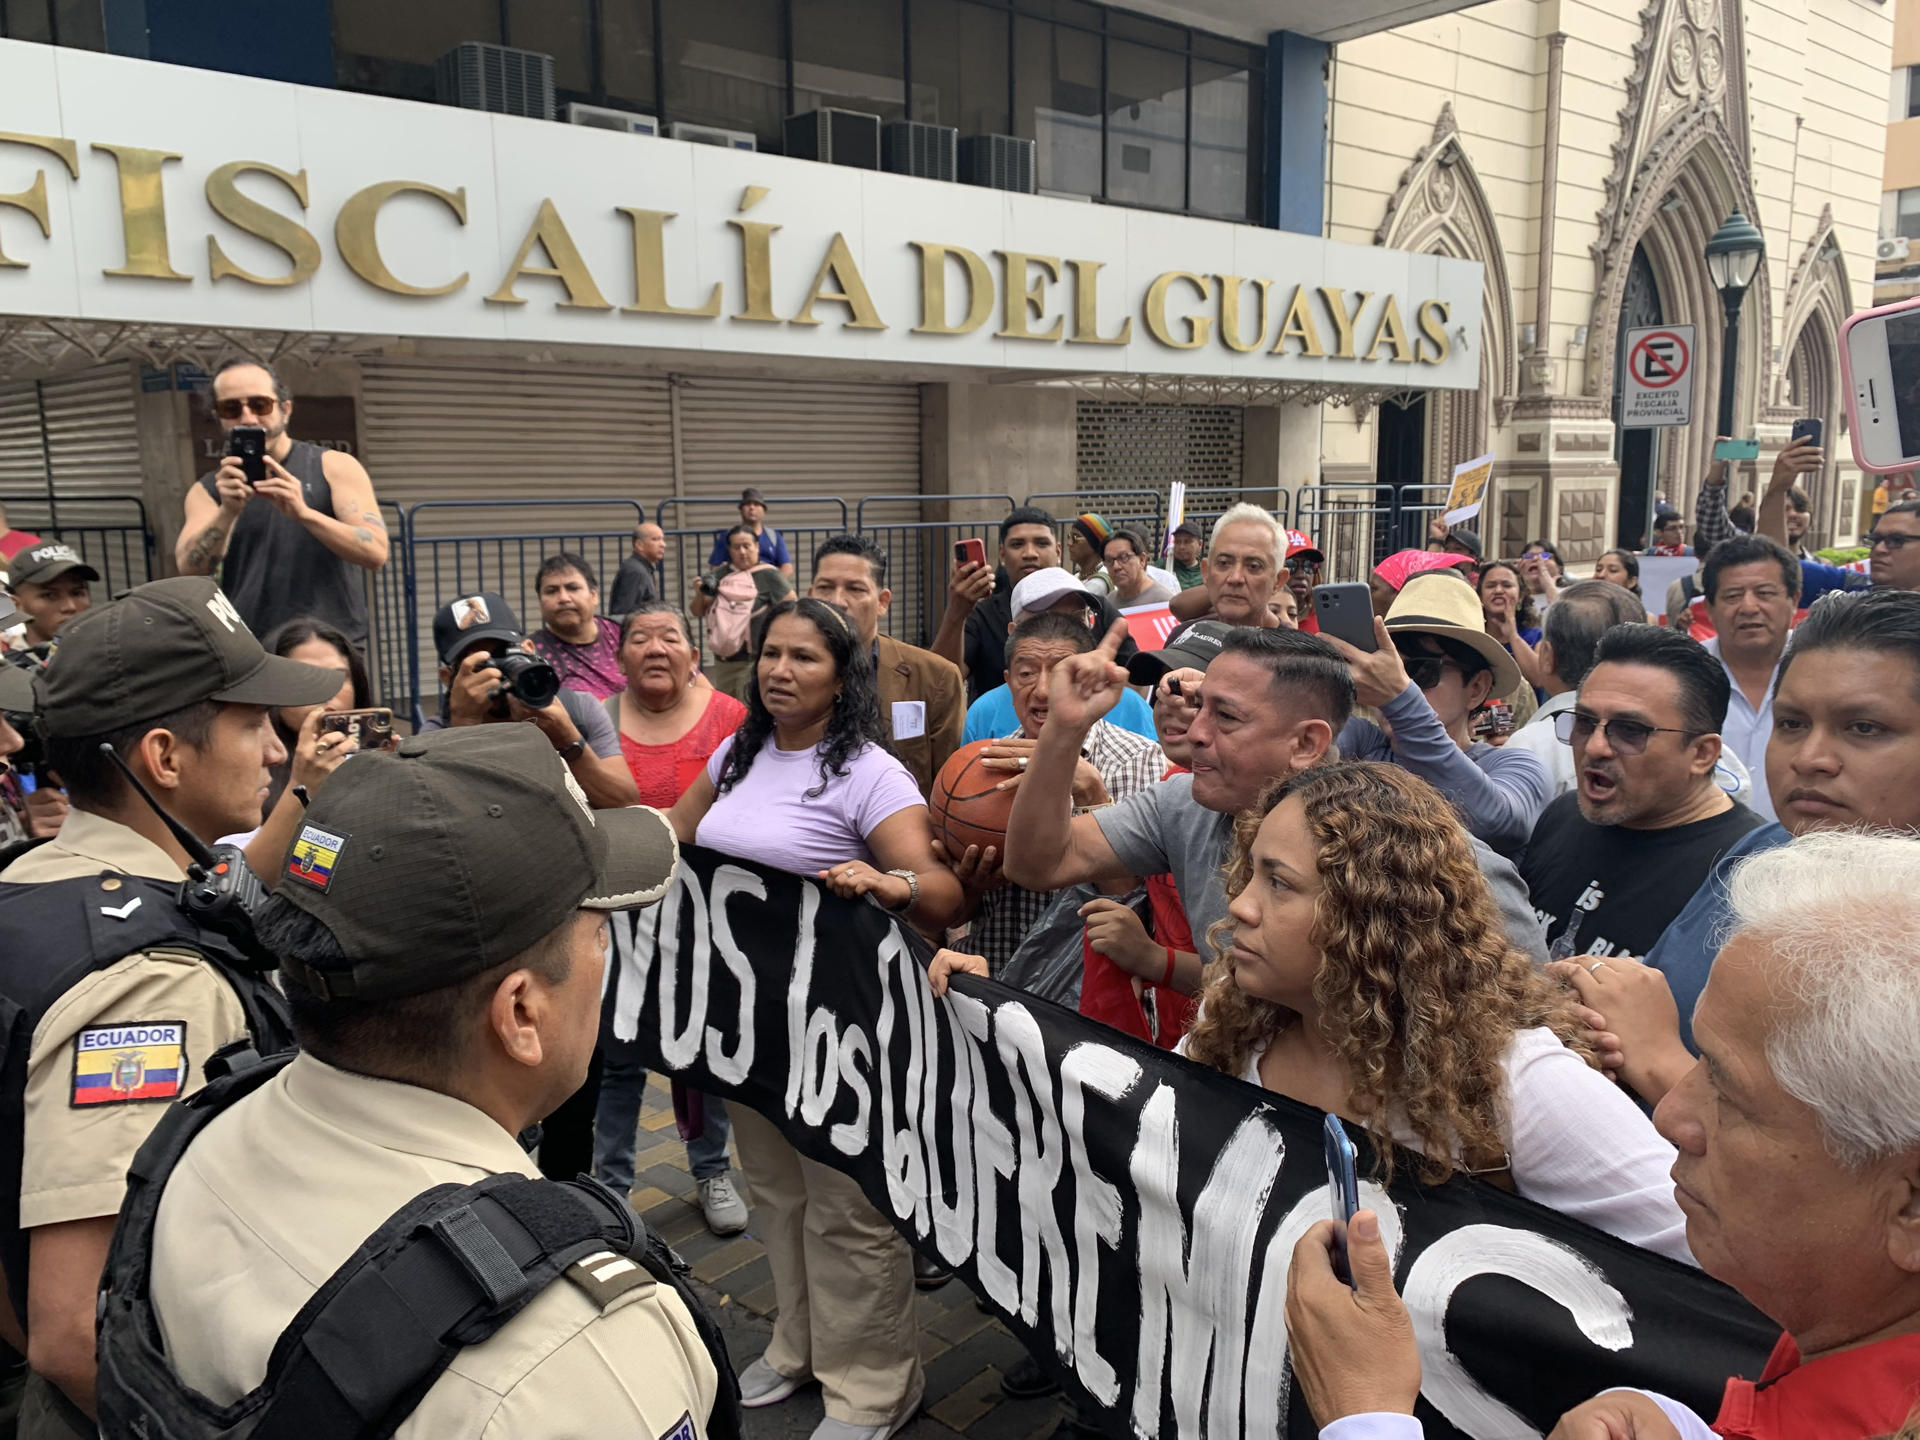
{"left": 1705, "top": 209, "right": 1766, "bottom": 439}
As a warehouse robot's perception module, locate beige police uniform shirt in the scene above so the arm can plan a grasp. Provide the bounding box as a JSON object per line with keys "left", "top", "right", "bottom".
{"left": 2, "top": 809, "right": 249, "bottom": 1229}
{"left": 150, "top": 1054, "right": 718, "bottom": 1438}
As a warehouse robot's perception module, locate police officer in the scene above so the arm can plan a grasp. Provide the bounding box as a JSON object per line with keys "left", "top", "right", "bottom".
{"left": 136, "top": 725, "right": 723, "bottom": 1436}
{"left": 0, "top": 576, "right": 341, "bottom": 1437}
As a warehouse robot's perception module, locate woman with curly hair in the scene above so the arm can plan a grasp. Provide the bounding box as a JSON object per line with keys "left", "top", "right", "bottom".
{"left": 667, "top": 596, "right": 960, "bottom": 1434}
{"left": 1182, "top": 761, "right": 1690, "bottom": 1260}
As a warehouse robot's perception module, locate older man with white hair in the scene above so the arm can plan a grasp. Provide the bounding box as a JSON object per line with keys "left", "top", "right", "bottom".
{"left": 1165, "top": 503, "right": 1286, "bottom": 631}
{"left": 1282, "top": 825, "right": 1920, "bottom": 1440}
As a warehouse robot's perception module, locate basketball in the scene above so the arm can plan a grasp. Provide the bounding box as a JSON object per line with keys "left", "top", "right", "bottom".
{"left": 929, "top": 739, "right": 1018, "bottom": 857}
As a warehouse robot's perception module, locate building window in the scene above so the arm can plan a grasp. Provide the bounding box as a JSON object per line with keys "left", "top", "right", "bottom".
{"left": 332, "top": 0, "right": 502, "bottom": 99}
{"left": 1909, "top": 65, "right": 1920, "bottom": 120}
{"left": 660, "top": 0, "right": 785, "bottom": 144}
{"left": 1104, "top": 38, "right": 1187, "bottom": 211}
{"left": 910, "top": 0, "right": 1009, "bottom": 134}
{"left": 601, "top": 0, "right": 657, "bottom": 113}
{"left": 506, "top": 0, "right": 592, "bottom": 97}
{"left": 1894, "top": 188, "right": 1920, "bottom": 242}
{"left": 1013, "top": 13, "right": 1103, "bottom": 199}
{"left": 793, "top": 0, "right": 907, "bottom": 120}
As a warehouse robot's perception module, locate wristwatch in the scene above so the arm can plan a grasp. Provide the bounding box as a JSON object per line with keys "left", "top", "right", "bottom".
{"left": 883, "top": 868, "right": 919, "bottom": 913}
{"left": 555, "top": 736, "right": 587, "bottom": 762}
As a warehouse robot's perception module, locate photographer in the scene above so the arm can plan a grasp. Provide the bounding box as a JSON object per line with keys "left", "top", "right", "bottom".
{"left": 423, "top": 593, "right": 638, "bottom": 810}
{"left": 173, "top": 360, "right": 386, "bottom": 655}
{"left": 0, "top": 577, "right": 340, "bottom": 1434}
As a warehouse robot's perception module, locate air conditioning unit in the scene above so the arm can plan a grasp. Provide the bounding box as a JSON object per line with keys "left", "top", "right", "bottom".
{"left": 668, "top": 121, "right": 758, "bottom": 152}
{"left": 881, "top": 121, "right": 958, "bottom": 181}
{"left": 958, "top": 134, "right": 1037, "bottom": 194}
{"left": 1878, "top": 237, "right": 1911, "bottom": 264}
{"left": 784, "top": 108, "right": 882, "bottom": 169}
{"left": 566, "top": 102, "right": 660, "bottom": 136}
{"left": 435, "top": 42, "right": 555, "bottom": 121}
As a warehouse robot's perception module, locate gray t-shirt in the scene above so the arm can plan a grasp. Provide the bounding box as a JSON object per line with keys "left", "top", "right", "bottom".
{"left": 1095, "top": 773, "right": 1548, "bottom": 964}
{"left": 418, "top": 688, "right": 620, "bottom": 760}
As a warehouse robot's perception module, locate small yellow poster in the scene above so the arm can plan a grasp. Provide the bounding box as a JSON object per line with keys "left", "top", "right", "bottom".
{"left": 1444, "top": 452, "right": 1495, "bottom": 525}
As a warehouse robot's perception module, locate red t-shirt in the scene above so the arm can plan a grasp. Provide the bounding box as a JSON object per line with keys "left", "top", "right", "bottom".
{"left": 0, "top": 529, "right": 42, "bottom": 563}
{"left": 617, "top": 688, "right": 747, "bottom": 808}
{"left": 1712, "top": 1330, "right": 1920, "bottom": 1439}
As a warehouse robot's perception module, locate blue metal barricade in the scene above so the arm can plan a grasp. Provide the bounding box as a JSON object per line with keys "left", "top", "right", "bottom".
{"left": 361, "top": 500, "right": 412, "bottom": 718}
{"left": 855, "top": 494, "right": 1015, "bottom": 648}
{"left": 655, "top": 495, "right": 850, "bottom": 607}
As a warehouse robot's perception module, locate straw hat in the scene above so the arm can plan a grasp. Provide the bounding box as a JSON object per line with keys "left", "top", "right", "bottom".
{"left": 1384, "top": 572, "right": 1521, "bottom": 697}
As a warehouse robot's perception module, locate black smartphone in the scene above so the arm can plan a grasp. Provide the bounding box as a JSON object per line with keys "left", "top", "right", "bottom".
{"left": 1790, "top": 416, "right": 1823, "bottom": 449}
{"left": 226, "top": 424, "right": 267, "bottom": 485}
{"left": 1312, "top": 583, "right": 1378, "bottom": 653}
{"left": 1324, "top": 1114, "right": 1360, "bottom": 1287}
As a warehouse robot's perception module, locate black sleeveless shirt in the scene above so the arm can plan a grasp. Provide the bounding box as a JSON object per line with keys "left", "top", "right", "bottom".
{"left": 195, "top": 439, "right": 371, "bottom": 654}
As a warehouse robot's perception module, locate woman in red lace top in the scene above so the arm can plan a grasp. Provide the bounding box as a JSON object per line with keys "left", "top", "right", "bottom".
{"left": 610, "top": 603, "right": 747, "bottom": 807}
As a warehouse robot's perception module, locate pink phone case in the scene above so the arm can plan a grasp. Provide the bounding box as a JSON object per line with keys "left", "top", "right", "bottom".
{"left": 1838, "top": 294, "right": 1920, "bottom": 475}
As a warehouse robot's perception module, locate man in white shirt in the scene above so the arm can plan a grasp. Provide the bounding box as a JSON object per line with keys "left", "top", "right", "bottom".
{"left": 1698, "top": 535, "right": 1800, "bottom": 821}
{"left": 1283, "top": 831, "right": 1920, "bottom": 1440}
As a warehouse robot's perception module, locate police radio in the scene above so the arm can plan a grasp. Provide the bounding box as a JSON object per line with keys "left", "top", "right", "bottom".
{"left": 97, "top": 743, "right": 276, "bottom": 971}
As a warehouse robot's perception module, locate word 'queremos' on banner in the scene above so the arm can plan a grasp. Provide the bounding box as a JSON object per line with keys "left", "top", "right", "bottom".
{"left": 608, "top": 845, "right": 1776, "bottom": 1440}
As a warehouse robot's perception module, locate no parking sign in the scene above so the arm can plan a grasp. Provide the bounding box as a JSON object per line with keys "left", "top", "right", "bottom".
{"left": 1621, "top": 324, "right": 1696, "bottom": 428}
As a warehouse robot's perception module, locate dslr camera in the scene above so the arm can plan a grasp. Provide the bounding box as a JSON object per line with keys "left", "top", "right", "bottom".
{"left": 477, "top": 644, "right": 560, "bottom": 714}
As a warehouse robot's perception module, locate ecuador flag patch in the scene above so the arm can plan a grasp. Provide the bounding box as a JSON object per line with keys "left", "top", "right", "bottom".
{"left": 71, "top": 1022, "right": 187, "bottom": 1106}
{"left": 286, "top": 824, "right": 347, "bottom": 892}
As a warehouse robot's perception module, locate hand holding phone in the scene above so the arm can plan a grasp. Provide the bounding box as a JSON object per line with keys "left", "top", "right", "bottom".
{"left": 1323, "top": 1115, "right": 1361, "bottom": 1286}
{"left": 954, "top": 537, "right": 986, "bottom": 570}
{"left": 1789, "top": 416, "right": 1823, "bottom": 449}
{"left": 319, "top": 707, "right": 396, "bottom": 752}
{"left": 1312, "top": 584, "right": 1378, "bottom": 654}
{"left": 225, "top": 424, "right": 268, "bottom": 486}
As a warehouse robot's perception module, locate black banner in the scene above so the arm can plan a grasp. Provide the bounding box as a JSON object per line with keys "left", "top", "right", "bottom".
{"left": 608, "top": 846, "right": 1774, "bottom": 1440}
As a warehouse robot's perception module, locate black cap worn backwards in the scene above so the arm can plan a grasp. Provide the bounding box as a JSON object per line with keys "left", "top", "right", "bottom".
{"left": 35, "top": 577, "right": 342, "bottom": 737}
{"left": 432, "top": 592, "right": 525, "bottom": 667}
{"left": 1127, "top": 619, "right": 1235, "bottom": 688}
{"left": 277, "top": 725, "right": 679, "bottom": 1003}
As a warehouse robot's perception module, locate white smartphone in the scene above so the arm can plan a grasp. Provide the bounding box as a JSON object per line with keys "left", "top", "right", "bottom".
{"left": 1842, "top": 297, "right": 1920, "bottom": 473}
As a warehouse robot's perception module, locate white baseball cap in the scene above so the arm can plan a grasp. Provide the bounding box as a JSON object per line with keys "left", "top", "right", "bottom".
{"left": 1009, "top": 567, "right": 1099, "bottom": 624}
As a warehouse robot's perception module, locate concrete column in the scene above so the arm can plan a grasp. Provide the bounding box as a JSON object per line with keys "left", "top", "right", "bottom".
{"left": 920, "top": 382, "right": 1076, "bottom": 516}
{"left": 133, "top": 387, "right": 197, "bottom": 577}
{"left": 1241, "top": 401, "right": 1323, "bottom": 523}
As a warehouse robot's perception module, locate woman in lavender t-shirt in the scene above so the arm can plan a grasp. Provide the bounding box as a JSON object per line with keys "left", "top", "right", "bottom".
{"left": 667, "top": 597, "right": 961, "bottom": 1433}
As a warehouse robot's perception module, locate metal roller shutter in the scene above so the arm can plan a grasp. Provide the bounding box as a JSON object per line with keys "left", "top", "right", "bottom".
{"left": 671, "top": 374, "right": 921, "bottom": 638}
{"left": 1075, "top": 399, "right": 1245, "bottom": 539}
{"left": 0, "top": 364, "right": 151, "bottom": 594}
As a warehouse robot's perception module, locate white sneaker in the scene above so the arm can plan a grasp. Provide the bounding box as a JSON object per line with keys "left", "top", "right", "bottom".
{"left": 738, "top": 1356, "right": 805, "bottom": 1408}
{"left": 698, "top": 1174, "right": 748, "bottom": 1235}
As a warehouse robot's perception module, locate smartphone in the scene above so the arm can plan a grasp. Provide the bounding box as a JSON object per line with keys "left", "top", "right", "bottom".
{"left": 1472, "top": 697, "right": 1515, "bottom": 740}
{"left": 319, "top": 707, "right": 395, "bottom": 750}
{"left": 954, "top": 537, "right": 986, "bottom": 570}
{"left": 1323, "top": 1114, "right": 1360, "bottom": 1287}
{"left": 226, "top": 424, "right": 267, "bottom": 485}
{"left": 1312, "top": 583, "right": 1377, "bottom": 653}
{"left": 1842, "top": 295, "right": 1920, "bottom": 473}
{"left": 1711, "top": 437, "right": 1761, "bottom": 463}
{"left": 1789, "top": 416, "right": 1823, "bottom": 449}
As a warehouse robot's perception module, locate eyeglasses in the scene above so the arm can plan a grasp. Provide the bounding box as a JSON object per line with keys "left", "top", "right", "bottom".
{"left": 1402, "top": 656, "right": 1456, "bottom": 690}
{"left": 1553, "top": 709, "right": 1697, "bottom": 755}
{"left": 1106, "top": 551, "right": 1140, "bottom": 568}
{"left": 1284, "top": 557, "right": 1320, "bottom": 575}
{"left": 214, "top": 396, "right": 278, "bottom": 420}
{"left": 1865, "top": 530, "right": 1918, "bottom": 552}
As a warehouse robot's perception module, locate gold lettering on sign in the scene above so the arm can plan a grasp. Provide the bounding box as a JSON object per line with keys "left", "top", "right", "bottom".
{"left": 727, "top": 187, "right": 782, "bottom": 324}
{"left": 487, "top": 198, "right": 612, "bottom": 309}
{"left": 1144, "top": 271, "right": 1213, "bottom": 349}
{"left": 91, "top": 143, "right": 188, "bottom": 281}
{"left": 1318, "top": 287, "right": 1372, "bottom": 360}
{"left": 205, "top": 162, "right": 321, "bottom": 287}
{"left": 1067, "top": 259, "right": 1132, "bottom": 346}
{"left": 1217, "top": 275, "right": 1273, "bottom": 354}
{"left": 1365, "top": 295, "right": 1416, "bottom": 362}
{"left": 792, "top": 233, "right": 885, "bottom": 330}
{"left": 910, "top": 242, "right": 994, "bottom": 335}
{"left": 335, "top": 180, "right": 470, "bottom": 296}
{"left": 1272, "top": 284, "right": 1326, "bottom": 357}
{"left": 618, "top": 208, "right": 721, "bottom": 317}
{"left": 0, "top": 132, "right": 79, "bottom": 269}
{"left": 995, "top": 252, "right": 1063, "bottom": 342}
{"left": 1416, "top": 300, "right": 1452, "bottom": 364}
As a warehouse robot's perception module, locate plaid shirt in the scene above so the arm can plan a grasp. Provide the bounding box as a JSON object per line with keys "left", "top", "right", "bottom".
{"left": 1694, "top": 478, "right": 1737, "bottom": 555}
{"left": 969, "top": 720, "right": 1167, "bottom": 977}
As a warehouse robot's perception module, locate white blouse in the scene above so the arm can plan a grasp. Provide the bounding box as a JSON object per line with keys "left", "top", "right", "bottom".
{"left": 1180, "top": 1025, "right": 1693, "bottom": 1265}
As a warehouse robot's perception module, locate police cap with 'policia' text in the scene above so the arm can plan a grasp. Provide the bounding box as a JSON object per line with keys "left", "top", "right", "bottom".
{"left": 34, "top": 577, "right": 343, "bottom": 737}
{"left": 276, "top": 725, "right": 679, "bottom": 1003}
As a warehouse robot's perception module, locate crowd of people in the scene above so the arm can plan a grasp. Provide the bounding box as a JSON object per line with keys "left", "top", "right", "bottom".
{"left": 0, "top": 374, "right": 1917, "bottom": 1440}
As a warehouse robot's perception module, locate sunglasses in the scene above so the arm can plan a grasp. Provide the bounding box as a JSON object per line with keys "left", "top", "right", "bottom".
{"left": 1553, "top": 709, "right": 1696, "bottom": 755}
{"left": 1864, "top": 530, "right": 1917, "bottom": 552}
{"left": 1402, "top": 656, "right": 1454, "bottom": 690}
{"left": 214, "top": 396, "right": 279, "bottom": 420}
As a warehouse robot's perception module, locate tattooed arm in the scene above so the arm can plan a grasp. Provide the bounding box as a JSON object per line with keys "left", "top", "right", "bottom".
{"left": 299, "top": 450, "right": 389, "bottom": 570}
{"left": 175, "top": 463, "right": 249, "bottom": 574}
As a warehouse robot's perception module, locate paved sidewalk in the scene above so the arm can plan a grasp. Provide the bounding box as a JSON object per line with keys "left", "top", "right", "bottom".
{"left": 627, "top": 1077, "right": 1069, "bottom": 1440}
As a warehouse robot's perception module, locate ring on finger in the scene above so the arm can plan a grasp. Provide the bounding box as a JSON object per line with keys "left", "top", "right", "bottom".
{"left": 1587, "top": 961, "right": 1608, "bottom": 975}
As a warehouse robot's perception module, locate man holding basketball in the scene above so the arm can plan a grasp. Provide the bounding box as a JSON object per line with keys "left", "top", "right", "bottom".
{"left": 941, "top": 611, "right": 1164, "bottom": 977}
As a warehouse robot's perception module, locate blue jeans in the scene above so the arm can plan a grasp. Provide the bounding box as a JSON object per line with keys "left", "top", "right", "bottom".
{"left": 593, "top": 1033, "right": 733, "bottom": 1194}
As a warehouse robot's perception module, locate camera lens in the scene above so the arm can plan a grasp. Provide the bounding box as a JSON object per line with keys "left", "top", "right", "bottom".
{"left": 493, "top": 651, "right": 560, "bottom": 709}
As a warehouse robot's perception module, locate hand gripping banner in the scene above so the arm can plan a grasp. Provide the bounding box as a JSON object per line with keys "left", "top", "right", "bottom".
{"left": 607, "top": 846, "right": 1775, "bottom": 1440}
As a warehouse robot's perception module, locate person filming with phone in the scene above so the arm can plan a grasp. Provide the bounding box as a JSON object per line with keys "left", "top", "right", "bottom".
{"left": 174, "top": 360, "right": 387, "bottom": 657}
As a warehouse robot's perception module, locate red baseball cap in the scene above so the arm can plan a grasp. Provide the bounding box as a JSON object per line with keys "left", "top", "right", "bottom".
{"left": 1284, "top": 529, "right": 1323, "bottom": 562}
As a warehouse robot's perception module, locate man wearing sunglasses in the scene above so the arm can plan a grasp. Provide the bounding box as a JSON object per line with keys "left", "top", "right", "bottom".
{"left": 174, "top": 361, "right": 387, "bottom": 657}
{"left": 1519, "top": 624, "right": 1763, "bottom": 969}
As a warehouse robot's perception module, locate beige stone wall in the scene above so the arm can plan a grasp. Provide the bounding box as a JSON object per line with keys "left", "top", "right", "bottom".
{"left": 1312, "top": 0, "right": 1891, "bottom": 563}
